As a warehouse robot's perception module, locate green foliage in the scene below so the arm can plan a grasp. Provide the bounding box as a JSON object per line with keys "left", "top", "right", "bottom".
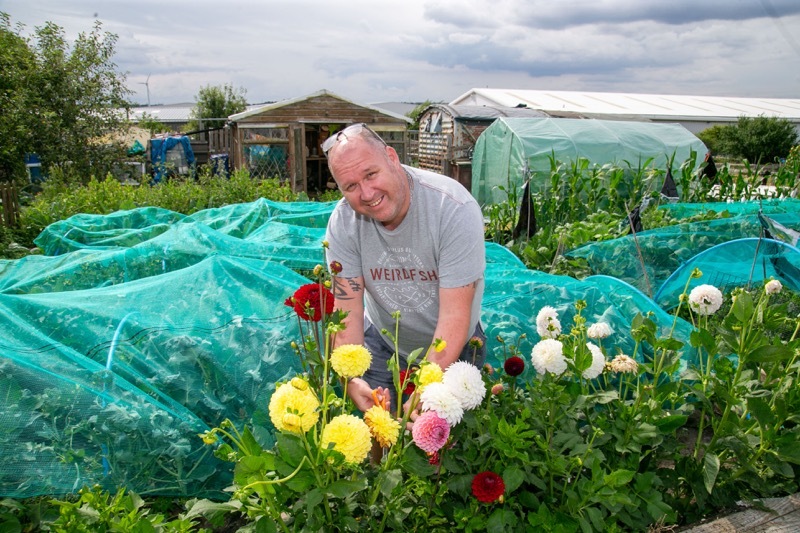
{"left": 406, "top": 100, "right": 435, "bottom": 130}
{"left": 186, "top": 83, "right": 247, "bottom": 131}
{"left": 0, "top": 13, "right": 132, "bottom": 184}
{"left": 137, "top": 112, "right": 175, "bottom": 136}
{"left": 3, "top": 168, "right": 327, "bottom": 256}
{"left": 715, "top": 115, "right": 798, "bottom": 163}
{"left": 697, "top": 125, "right": 727, "bottom": 155}
{"left": 0, "top": 13, "right": 37, "bottom": 183}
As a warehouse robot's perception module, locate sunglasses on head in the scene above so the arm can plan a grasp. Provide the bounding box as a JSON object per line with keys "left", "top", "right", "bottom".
{"left": 321, "top": 123, "right": 387, "bottom": 156}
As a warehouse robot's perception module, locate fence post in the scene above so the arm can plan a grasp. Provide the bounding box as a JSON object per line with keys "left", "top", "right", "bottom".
{"left": 0, "top": 182, "right": 20, "bottom": 228}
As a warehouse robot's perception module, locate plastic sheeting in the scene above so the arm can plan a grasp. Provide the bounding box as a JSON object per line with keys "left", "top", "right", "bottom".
{"left": 1, "top": 198, "right": 694, "bottom": 498}
{"left": 471, "top": 117, "right": 707, "bottom": 205}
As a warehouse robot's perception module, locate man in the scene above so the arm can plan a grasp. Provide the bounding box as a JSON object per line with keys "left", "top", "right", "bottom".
{"left": 323, "top": 123, "right": 486, "bottom": 412}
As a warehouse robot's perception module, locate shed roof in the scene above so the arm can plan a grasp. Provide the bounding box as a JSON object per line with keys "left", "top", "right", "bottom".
{"left": 229, "top": 89, "right": 412, "bottom": 123}
{"left": 425, "top": 103, "right": 548, "bottom": 121}
{"left": 127, "top": 103, "right": 267, "bottom": 123}
{"left": 450, "top": 89, "right": 800, "bottom": 123}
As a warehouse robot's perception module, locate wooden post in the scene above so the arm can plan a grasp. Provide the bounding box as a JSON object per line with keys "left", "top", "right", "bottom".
{"left": 0, "top": 182, "right": 20, "bottom": 228}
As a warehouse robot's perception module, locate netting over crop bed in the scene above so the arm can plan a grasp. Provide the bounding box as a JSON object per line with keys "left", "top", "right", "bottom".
{"left": 566, "top": 200, "right": 800, "bottom": 306}
{"left": 1, "top": 199, "right": 694, "bottom": 499}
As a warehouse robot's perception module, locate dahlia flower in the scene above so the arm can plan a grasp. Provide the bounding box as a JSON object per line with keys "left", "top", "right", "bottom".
{"left": 320, "top": 414, "right": 372, "bottom": 464}
{"left": 582, "top": 342, "right": 605, "bottom": 379}
{"left": 536, "top": 306, "right": 562, "bottom": 339}
{"left": 688, "top": 284, "right": 723, "bottom": 316}
{"left": 412, "top": 411, "right": 450, "bottom": 453}
{"left": 766, "top": 279, "right": 783, "bottom": 295}
{"left": 610, "top": 354, "right": 639, "bottom": 374}
{"left": 442, "top": 361, "right": 486, "bottom": 410}
{"left": 491, "top": 383, "right": 505, "bottom": 395}
{"left": 530, "top": 338, "right": 567, "bottom": 375}
{"left": 504, "top": 356, "right": 525, "bottom": 377}
{"left": 420, "top": 382, "right": 464, "bottom": 426}
{"left": 417, "top": 362, "right": 444, "bottom": 391}
{"left": 398, "top": 368, "right": 416, "bottom": 395}
{"left": 472, "top": 471, "right": 505, "bottom": 503}
{"left": 284, "top": 283, "right": 334, "bottom": 322}
{"left": 364, "top": 405, "right": 401, "bottom": 448}
{"left": 268, "top": 379, "right": 320, "bottom": 434}
{"left": 587, "top": 322, "right": 613, "bottom": 339}
{"left": 330, "top": 344, "right": 372, "bottom": 378}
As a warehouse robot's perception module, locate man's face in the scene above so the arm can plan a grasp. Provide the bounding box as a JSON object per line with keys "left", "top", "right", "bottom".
{"left": 328, "top": 137, "right": 410, "bottom": 230}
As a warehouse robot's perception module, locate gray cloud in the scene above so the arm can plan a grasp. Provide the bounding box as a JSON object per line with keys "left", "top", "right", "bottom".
{"left": 1, "top": 0, "right": 797, "bottom": 104}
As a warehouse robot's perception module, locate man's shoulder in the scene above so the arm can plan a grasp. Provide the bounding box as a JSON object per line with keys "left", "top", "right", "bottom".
{"left": 405, "top": 166, "right": 475, "bottom": 205}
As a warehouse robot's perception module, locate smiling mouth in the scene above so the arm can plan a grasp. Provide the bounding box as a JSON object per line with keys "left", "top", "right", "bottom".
{"left": 367, "top": 196, "right": 383, "bottom": 208}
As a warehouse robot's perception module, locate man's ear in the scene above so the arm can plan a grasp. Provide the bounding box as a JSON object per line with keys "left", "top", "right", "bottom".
{"left": 385, "top": 145, "right": 401, "bottom": 165}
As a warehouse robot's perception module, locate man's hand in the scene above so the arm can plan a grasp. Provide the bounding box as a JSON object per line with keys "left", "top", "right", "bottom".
{"left": 347, "top": 378, "right": 389, "bottom": 412}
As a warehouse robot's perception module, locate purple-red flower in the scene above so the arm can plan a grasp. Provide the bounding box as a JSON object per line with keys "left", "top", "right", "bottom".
{"left": 330, "top": 260, "right": 343, "bottom": 275}
{"left": 504, "top": 356, "right": 525, "bottom": 377}
{"left": 412, "top": 411, "right": 450, "bottom": 453}
{"left": 285, "top": 283, "right": 334, "bottom": 322}
{"left": 398, "top": 368, "right": 416, "bottom": 396}
{"left": 471, "top": 471, "right": 505, "bottom": 503}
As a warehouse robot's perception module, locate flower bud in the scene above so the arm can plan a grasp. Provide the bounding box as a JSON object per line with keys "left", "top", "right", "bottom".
{"left": 291, "top": 377, "right": 309, "bottom": 391}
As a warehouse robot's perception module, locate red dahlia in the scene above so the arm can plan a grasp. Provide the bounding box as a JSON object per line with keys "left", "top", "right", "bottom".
{"left": 504, "top": 356, "right": 525, "bottom": 377}
{"left": 285, "top": 283, "right": 334, "bottom": 322}
{"left": 398, "top": 368, "right": 416, "bottom": 395}
{"left": 471, "top": 471, "right": 505, "bottom": 503}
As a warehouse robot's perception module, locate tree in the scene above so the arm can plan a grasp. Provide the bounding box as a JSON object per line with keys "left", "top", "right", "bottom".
{"left": 0, "top": 13, "right": 36, "bottom": 182}
{"left": 187, "top": 83, "right": 247, "bottom": 131}
{"left": 0, "top": 13, "right": 132, "bottom": 183}
{"left": 714, "top": 115, "right": 798, "bottom": 164}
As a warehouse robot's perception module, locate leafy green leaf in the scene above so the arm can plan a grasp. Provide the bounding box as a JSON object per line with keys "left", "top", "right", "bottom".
{"left": 653, "top": 414, "right": 688, "bottom": 433}
{"left": 746, "top": 344, "right": 794, "bottom": 363}
{"left": 503, "top": 465, "right": 525, "bottom": 493}
{"left": 326, "top": 479, "right": 368, "bottom": 499}
{"left": 604, "top": 469, "right": 635, "bottom": 488}
{"left": 702, "top": 453, "right": 720, "bottom": 494}
{"left": 747, "top": 397, "right": 776, "bottom": 429}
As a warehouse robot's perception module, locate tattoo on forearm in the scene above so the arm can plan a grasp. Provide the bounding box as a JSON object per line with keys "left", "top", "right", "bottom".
{"left": 334, "top": 277, "right": 363, "bottom": 300}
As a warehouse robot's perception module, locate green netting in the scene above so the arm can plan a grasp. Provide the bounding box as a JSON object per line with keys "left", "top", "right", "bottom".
{"left": 566, "top": 200, "right": 800, "bottom": 307}
{"left": 659, "top": 198, "right": 800, "bottom": 218}
{"left": 1, "top": 198, "right": 695, "bottom": 499}
{"left": 471, "top": 117, "right": 707, "bottom": 205}
{"left": 654, "top": 238, "right": 800, "bottom": 309}
{"left": 566, "top": 214, "right": 763, "bottom": 296}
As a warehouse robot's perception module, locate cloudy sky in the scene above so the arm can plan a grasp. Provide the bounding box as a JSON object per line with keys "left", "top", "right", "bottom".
{"left": 2, "top": 0, "right": 799, "bottom": 107}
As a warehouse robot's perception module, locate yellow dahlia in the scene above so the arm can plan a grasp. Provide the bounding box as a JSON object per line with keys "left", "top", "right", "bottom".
{"left": 320, "top": 414, "right": 372, "bottom": 464}
{"left": 364, "top": 406, "right": 401, "bottom": 448}
{"left": 268, "top": 379, "right": 320, "bottom": 434}
{"left": 417, "top": 362, "right": 444, "bottom": 391}
{"left": 330, "top": 344, "right": 372, "bottom": 378}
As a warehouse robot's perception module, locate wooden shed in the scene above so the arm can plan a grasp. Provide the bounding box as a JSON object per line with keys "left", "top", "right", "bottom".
{"left": 228, "top": 90, "right": 412, "bottom": 194}
{"left": 417, "top": 104, "right": 547, "bottom": 190}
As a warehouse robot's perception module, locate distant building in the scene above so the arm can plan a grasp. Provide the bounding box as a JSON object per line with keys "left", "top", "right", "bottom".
{"left": 228, "top": 90, "right": 411, "bottom": 194}
{"left": 450, "top": 88, "right": 800, "bottom": 135}
{"left": 417, "top": 104, "right": 546, "bottom": 190}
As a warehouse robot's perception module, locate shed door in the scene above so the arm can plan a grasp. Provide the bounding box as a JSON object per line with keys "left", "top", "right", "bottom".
{"left": 290, "top": 124, "right": 305, "bottom": 193}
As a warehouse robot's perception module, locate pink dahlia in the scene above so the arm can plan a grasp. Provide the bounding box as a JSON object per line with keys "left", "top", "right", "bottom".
{"left": 411, "top": 411, "right": 450, "bottom": 453}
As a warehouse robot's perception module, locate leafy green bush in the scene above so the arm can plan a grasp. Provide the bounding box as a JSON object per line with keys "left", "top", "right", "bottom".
{"left": 714, "top": 116, "right": 798, "bottom": 163}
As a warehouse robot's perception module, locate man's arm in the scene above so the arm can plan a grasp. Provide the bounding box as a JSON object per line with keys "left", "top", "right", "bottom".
{"left": 425, "top": 280, "right": 479, "bottom": 369}
{"left": 331, "top": 275, "right": 365, "bottom": 348}
{"left": 332, "top": 275, "right": 380, "bottom": 411}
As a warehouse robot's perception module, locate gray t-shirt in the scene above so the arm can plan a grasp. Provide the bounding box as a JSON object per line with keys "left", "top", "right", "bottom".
{"left": 326, "top": 165, "right": 486, "bottom": 356}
